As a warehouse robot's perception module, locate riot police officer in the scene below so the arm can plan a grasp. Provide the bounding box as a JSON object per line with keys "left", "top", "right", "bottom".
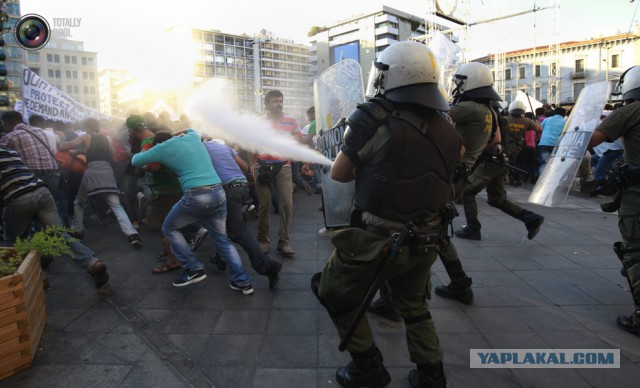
{"left": 434, "top": 62, "right": 502, "bottom": 304}
{"left": 590, "top": 65, "right": 640, "bottom": 335}
{"left": 311, "top": 41, "right": 463, "bottom": 388}
{"left": 450, "top": 63, "right": 544, "bottom": 242}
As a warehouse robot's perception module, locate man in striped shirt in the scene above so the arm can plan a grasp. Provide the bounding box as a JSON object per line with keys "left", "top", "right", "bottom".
{"left": 249, "top": 90, "right": 301, "bottom": 256}
{"left": 0, "top": 148, "right": 109, "bottom": 288}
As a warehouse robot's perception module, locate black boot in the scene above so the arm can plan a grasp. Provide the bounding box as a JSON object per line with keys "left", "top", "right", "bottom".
{"left": 408, "top": 362, "right": 446, "bottom": 388}
{"left": 435, "top": 275, "right": 473, "bottom": 305}
{"left": 617, "top": 308, "right": 640, "bottom": 335}
{"left": 454, "top": 225, "right": 481, "bottom": 240}
{"left": 368, "top": 283, "right": 402, "bottom": 322}
{"left": 435, "top": 260, "right": 473, "bottom": 304}
{"left": 336, "top": 345, "right": 391, "bottom": 387}
{"left": 521, "top": 211, "right": 544, "bottom": 240}
{"left": 368, "top": 297, "right": 402, "bottom": 322}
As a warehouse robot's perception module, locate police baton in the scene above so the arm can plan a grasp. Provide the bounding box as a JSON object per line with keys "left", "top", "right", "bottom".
{"left": 338, "top": 222, "right": 414, "bottom": 352}
{"left": 479, "top": 154, "right": 529, "bottom": 175}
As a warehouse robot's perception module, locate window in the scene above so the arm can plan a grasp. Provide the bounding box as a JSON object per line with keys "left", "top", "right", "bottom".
{"left": 611, "top": 54, "right": 620, "bottom": 68}
{"left": 73, "top": 85, "right": 79, "bottom": 93}
{"left": 55, "top": 70, "right": 61, "bottom": 78}
{"left": 89, "top": 72, "right": 94, "bottom": 80}
{"left": 535, "top": 65, "right": 541, "bottom": 77}
{"left": 83, "top": 86, "right": 89, "bottom": 94}
{"left": 519, "top": 66, "right": 525, "bottom": 79}
{"left": 65, "top": 70, "right": 71, "bottom": 78}
{"left": 551, "top": 85, "right": 557, "bottom": 99}
{"left": 54, "top": 54, "right": 60, "bottom": 63}
{"left": 72, "top": 56, "right": 77, "bottom": 64}
{"left": 575, "top": 59, "right": 584, "bottom": 73}
{"left": 47, "top": 69, "right": 54, "bottom": 78}
{"left": 82, "top": 57, "right": 87, "bottom": 65}
{"left": 65, "top": 55, "right": 70, "bottom": 64}
{"left": 72, "top": 71, "right": 78, "bottom": 79}
{"left": 505, "top": 90, "right": 512, "bottom": 102}
{"left": 67, "top": 85, "right": 72, "bottom": 93}
{"left": 90, "top": 86, "right": 95, "bottom": 94}
{"left": 574, "top": 82, "right": 585, "bottom": 98}
{"left": 88, "top": 58, "right": 94, "bottom": 66}
{"left": 28, "top": 52, "right": 40, "bottom": 62}
{"left": 83, "top": 71, "right": 88, "bottom": 80}
{"left": 47, "top": 53, "right": 53, "bottom": 62}
{"left": 505, "top": 68, "right": 512, "bottom": 80}
{"left": 535, "top": 87, "right": 541, "bottom": 101}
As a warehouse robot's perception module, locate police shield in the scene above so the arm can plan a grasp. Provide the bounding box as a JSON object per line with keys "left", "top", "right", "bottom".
{"left": 314, "top": 59, "right": 364, "bottom": 228}
{"left": 528, "top": 82, "right": 610, "bottom": 207}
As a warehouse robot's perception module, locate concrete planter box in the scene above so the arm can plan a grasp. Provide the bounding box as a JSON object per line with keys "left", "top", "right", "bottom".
{"left": 0, "top": 250, "right": 47, "bottom": 380}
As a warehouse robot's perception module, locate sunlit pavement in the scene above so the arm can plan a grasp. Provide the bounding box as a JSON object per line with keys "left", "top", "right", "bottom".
{"left": 2, "top": 183, "right": 640, "bottom": 387}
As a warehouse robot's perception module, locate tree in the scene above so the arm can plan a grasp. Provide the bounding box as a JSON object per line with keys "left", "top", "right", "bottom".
{"left": 307, "top": 26, "right": 327, "bottom": 37}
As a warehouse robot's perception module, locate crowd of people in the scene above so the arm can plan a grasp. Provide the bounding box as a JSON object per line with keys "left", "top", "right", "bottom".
{"left": 0, "top": 93, "right": 320, "bottom": 293}
{"left": 3, "top": 41, "right": 640, "bottom": 387}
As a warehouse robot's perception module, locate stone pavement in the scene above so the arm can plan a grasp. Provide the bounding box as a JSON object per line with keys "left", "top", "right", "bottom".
{"left": 2, "top": 183, "right": 640, "bottom": 387}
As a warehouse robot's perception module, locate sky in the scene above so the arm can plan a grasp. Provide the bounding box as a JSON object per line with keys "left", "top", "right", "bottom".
{"left": 17, "top": 0, "right": 640, "bottom": 70}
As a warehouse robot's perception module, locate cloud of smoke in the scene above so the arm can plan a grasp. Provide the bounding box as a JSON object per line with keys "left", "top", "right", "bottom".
{"left": 184, "top": 80, "right": 333, "bottom": 166}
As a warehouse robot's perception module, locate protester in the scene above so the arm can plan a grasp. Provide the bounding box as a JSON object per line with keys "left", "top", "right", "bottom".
{"left": 131, "top": 128, "right": 254, "bottom": 293}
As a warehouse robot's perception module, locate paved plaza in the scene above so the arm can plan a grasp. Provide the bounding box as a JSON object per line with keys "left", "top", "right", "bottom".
{"left": 2, "top": 184, "right": 640, "bottom": 387}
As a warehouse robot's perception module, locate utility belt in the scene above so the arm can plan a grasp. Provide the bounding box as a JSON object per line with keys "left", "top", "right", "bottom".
{"left": 617, "top": 165, "right": 640, "bottom": 188}
{"left": 224, "top": 181, "right": 248, "bottom": 189}
{"left": 365, "top": 224, "right": 443, "bottom": 255}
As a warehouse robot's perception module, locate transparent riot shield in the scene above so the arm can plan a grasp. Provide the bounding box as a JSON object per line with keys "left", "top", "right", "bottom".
{"left": 313, "top": 59, "right": 364, "bottom": 228}
{"left": 528, "top": 82, "right": 610, "bottom": 207}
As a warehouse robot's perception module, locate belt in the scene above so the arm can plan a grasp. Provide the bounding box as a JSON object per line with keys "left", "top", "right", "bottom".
{"left": 366, "top": 224, "right": 393, "bottom": 237}
{"left": 224, "top": 181, "right": 248, "bottom": 188}
{"left": 186, "top": 184, "right": 220, "bottom": 191}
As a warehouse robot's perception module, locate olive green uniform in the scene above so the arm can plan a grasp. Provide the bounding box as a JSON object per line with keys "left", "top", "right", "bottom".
{"left": 317, "top": 113, "right": 461, "bottom": 365}
{"left": 594, "top": 101, "right": 640, "bottom": 303}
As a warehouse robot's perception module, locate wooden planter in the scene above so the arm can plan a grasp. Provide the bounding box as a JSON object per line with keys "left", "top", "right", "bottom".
{"left": 0, "top": 250, "right": 47, "bottom": 381}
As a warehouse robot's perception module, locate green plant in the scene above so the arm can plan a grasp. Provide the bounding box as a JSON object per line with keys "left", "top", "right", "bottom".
{"left": 0, "top": 226, "right": 72, "bottom": 276}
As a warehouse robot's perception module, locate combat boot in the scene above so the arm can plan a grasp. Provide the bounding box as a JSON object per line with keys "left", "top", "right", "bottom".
{"left": 454, "top": 225, "right": 481, "bottom": 240}
{"left": 368, "top": 297, "right": 402, "bottom": 322}
{"left": 521, "top": 211, "right": 544, "bottom": 240}
{"left": 408, "top": 362, "right": 446, "bottom": 388}
{"left": 435, "top": 275, "right": 473, "bottom": 305}
{"left": 617, "top": 308, "right": 640, "bottom": 335}
{"left": 336, "top": 345, "right": 391, "bottom": 387}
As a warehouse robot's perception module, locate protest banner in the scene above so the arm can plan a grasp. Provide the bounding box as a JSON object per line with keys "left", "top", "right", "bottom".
{"left": 21, "top": 66, "right": 111, "bottom": 123}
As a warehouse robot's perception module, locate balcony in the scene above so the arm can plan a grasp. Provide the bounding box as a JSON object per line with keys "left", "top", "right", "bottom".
{"left": 375, "top": 37, "right": 398, "bottom": 48}
{"left": 375, "top": 25, "right": 399, "bottom": 36}
{"left": 571, "top": 71, "right": 586, "bottom": 79}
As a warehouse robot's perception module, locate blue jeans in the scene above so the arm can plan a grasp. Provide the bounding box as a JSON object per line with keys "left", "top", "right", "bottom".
{"left": 594, "top": 149, "right": 624, "bottom": 181}
{"left": 162, "top": 185, "right": 251, "bottom": 286}
{"left": 2, "top": 186, "right": 98, "bottom": 271}
{"left": 73, "top": 193, "right": 138, "bottom": 236}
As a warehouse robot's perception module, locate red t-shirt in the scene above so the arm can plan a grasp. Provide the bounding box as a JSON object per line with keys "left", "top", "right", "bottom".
{"left": 256, "top": 114, "right": 301, "bottom": 165}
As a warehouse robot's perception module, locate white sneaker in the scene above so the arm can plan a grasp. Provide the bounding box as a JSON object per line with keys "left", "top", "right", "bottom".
{"left": 318, "top": 227, "right": 333, "bottom": 236}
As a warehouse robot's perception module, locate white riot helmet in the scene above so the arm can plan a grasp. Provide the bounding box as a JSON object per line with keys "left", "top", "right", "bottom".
{"left": 368, "top": 41, "right": 449, "bottom": 111}
{"left": 509, "top": 100, "right": 526, "bottom": 115}
{"left": 451, "top": 62, "right": 502, "bottom": 101}
{"left": 615, "top": 66, "right": 640, "bottom": 100}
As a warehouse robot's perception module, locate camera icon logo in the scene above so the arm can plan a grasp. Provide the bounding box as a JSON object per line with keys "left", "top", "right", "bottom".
{"left": 14, "top": 14, "right": 51, "bottom": 51}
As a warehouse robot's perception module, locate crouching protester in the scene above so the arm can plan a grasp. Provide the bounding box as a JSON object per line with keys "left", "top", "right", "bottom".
{"left": 310, "top": 41, "right": 463, "bottom": 388}
{"left": 0, "top": 148, "right": 108, "bottom": 288}
{"left": 589, "top": 65, "right": 640, "bottom": 335}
